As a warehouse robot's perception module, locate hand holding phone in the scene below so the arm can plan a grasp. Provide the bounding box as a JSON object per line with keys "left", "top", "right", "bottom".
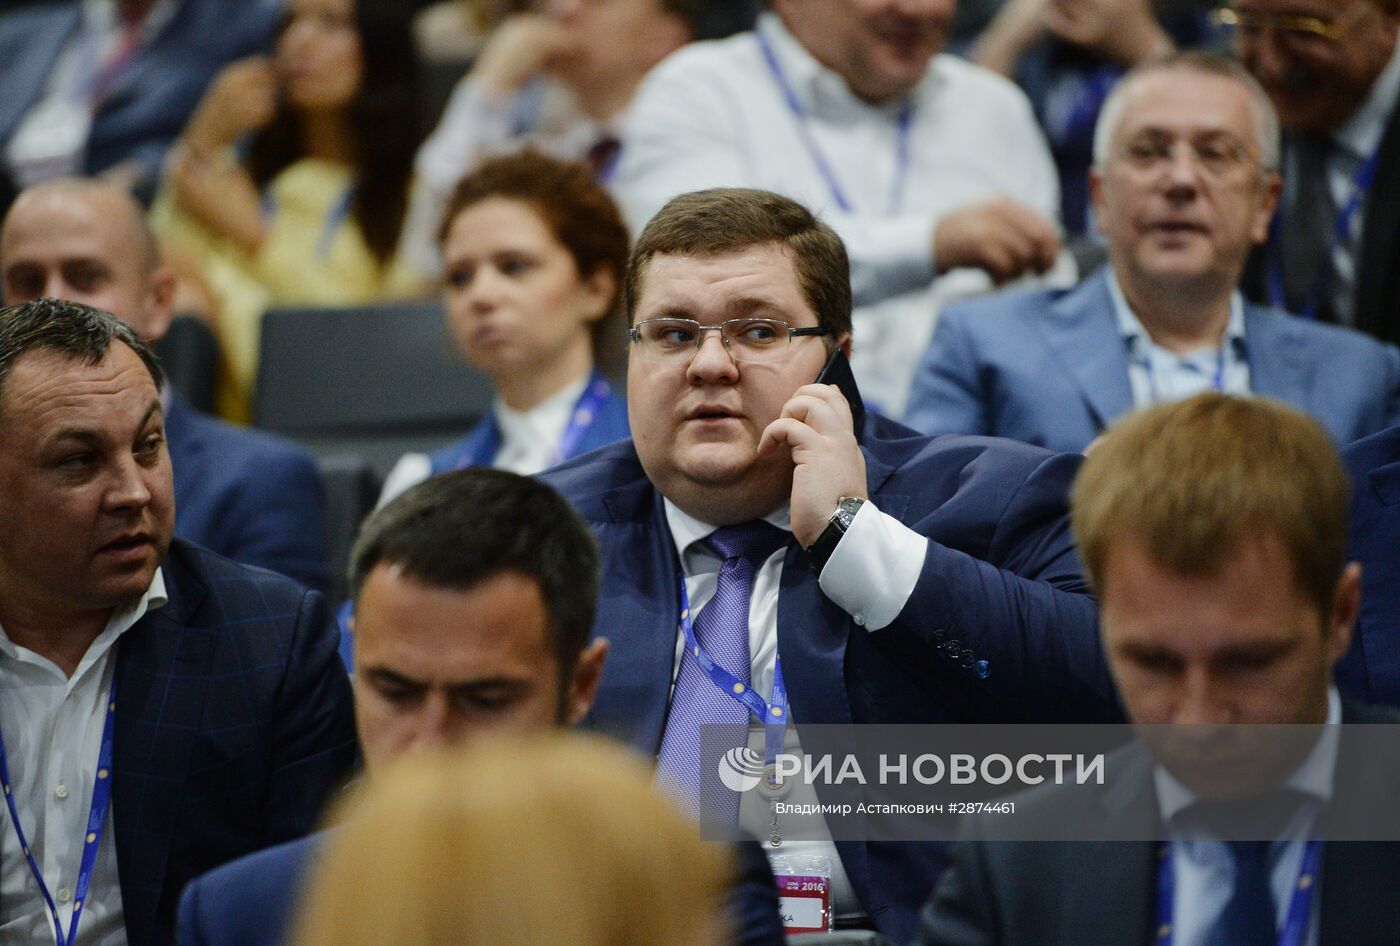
{"left": 756, "top": 349, "right": 868, "bottom": 548}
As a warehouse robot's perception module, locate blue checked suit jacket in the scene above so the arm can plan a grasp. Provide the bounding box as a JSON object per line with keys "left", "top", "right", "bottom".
{"left": 111, "top": 539, "right": 358, "bottom": 946}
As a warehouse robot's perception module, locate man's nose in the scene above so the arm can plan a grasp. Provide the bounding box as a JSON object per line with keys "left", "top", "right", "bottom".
{"left": 685, "top": 329, "right": 740, "bottom": 384}
{"left": 105, "top": 456, "right": 153, "bottom": 512}
{"left": 1174, "top": 669, "right": 1230, "bottom": 726}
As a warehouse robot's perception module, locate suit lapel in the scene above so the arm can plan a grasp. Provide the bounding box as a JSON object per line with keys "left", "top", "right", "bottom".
{"left": 112, "top": 547, "right": 216, "bottom": 946}
{"left": 1069, "top": 747, "right": 1161, "bottom": 944}
{"left": 583, "top": 480, "right": 682, "bottom": 754}
{"left": 1243, "top": 304, "right": 1317, "bottom": 408}
{"left": 1319, "top": 703, "right": 1400, "bottom": 942}
{"left": 1355, "top": 104, "right": 1400, "bottom": 344}
{"left": 0, "top": 10, "right": 78, "bottom": 138}
{"left": 1037, "top": 271, "right": 1135, "bottom": 435}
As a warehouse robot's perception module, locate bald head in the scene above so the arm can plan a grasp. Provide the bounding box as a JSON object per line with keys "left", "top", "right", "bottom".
{"left": 0, "top": 179, "right": 174, "bottom": 342}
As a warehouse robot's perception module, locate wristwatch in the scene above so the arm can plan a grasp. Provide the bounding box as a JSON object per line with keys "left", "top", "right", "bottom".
{"left": 806, "top": 496, "right": 866, "bottom": 575}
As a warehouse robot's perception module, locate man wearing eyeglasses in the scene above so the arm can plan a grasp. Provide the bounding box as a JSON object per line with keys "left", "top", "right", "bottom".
{"left": 1223, "top": 0, "right": 1400, "bottom": 342}
{"left": 542, "top": 186, "right": 1119, "bottom": 945}
{"left": 905, "top": 52, "right": 1400, "bottom": 453}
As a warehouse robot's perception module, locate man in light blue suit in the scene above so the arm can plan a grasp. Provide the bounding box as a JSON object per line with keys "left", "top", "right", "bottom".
{"left": 905, "top": 52, "right": 1400, "bottom": 452}
{"left": 1, "top": 179, "right": 330, "bottom": 591}
{"left": 543, "top": 188, "right": 1121, "bottom": 945}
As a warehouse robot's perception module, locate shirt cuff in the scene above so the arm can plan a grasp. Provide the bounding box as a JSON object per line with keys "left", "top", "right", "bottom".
{"left": 816, "top": 501, "right": 926, "bottom": 631}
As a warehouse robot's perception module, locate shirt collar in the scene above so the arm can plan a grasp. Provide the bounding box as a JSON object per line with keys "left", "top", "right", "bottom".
{"left": 756, "top": 11, "right": 930, "bottom": 117}
{"left": 0, "top": 567, "right": 168, "bottom": 679}
{"left": 662, "top": 498, "right": 791, "bottom": 573}
{"left": 1155, "top": 686, "right": 1343, "bottom": 823}
{"left": 1109, "top": 269, "right": 1246, "bottom": 356}
{"left": 1332, "top": 39, "right": 1400, "bottom": 162}
{"left": 492, "top": 373, "right": 590, "bottom": 440}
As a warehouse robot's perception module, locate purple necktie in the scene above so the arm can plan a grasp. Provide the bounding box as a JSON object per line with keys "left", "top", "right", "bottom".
{"left": 657, "top": 521, "right": 788, "bottom": 820}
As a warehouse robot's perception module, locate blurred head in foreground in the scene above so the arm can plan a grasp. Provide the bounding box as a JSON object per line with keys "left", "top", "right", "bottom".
{"left": 1073, "top": 392, "right": 1359, "bottom": 795}
{"left": 290, "top": 734, "right": 731, "bottom": 946}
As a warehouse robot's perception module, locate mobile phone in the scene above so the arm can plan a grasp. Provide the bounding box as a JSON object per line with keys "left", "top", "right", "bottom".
{"left": 814, "top": 348, "right": 866, "bottom": 435}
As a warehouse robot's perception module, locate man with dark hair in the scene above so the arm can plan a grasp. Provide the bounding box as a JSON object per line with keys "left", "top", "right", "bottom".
{"left": 1228, "top": 0, "right": 1400, "bottom": 342}
{"left": 402, "top": 0, "right": 700, "bottom": 275}
{"left": 175, "top": 468, "right": 787, "bottom": 946}
{"left": 542, "top": 187, "right": 1117, "bottom": 944}
{"left": 0, "top": 298, "right": 356, "bottom": 946}
{"left": 0, "top": 177, "right": 331, "bottom": 591}
{"left": 921, "top": 393, "right": 1400, "bottom": 945}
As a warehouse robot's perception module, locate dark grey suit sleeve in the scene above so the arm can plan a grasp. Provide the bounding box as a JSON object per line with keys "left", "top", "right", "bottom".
{"left": 919, "top": 828, "right": 1002, "bottom": 946}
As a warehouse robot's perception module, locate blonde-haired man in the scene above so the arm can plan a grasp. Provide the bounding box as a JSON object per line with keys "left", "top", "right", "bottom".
{"left": 922, "top": 393, "right": 1400, "bottom": 946}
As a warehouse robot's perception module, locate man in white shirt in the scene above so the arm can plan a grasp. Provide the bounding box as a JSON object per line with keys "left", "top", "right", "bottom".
{"left": 1228, "top": 0, "right": 1400, "bottom": 343}
{"left": 401, "top": 0, "right": 702, "bottom": 277}
{"left": 922, "top": 393, "right": 1400, "bottom": 946}
{"left": 0, "top": 298, "right": 356, "bottom": 946}
{"left": 614, "top": 0, "right": 1071, "bottom": 415}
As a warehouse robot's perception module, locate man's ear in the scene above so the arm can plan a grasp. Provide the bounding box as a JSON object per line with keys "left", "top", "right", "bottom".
{"left": 564, "top": 637, "right": 609, "bottom": 726}
{"left": 1251, "top": 169, "right": 1283, "bottom": 246}
{"left": 837, "top": 332, "right": 852, "bottom": 358}
{"left": 1327, "top": 562, "right": 1362, "bottom": 667}
{"left": 140, "top": 265, "right": 178, "bottom": 344}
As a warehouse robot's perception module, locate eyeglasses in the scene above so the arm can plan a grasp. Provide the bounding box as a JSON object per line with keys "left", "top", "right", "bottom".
{"left": 1211, "top": 3, "right": 1369, "bottom": 44}
{"left": 628, "top": 318, "right": 833, "bottom": 364}
{"left": 1115, "top": 133, "right": 1260, "bottom": 180}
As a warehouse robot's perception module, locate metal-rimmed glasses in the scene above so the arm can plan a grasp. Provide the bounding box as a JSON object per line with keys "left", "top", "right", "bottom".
{"left": 1114, "top": 132, "right": 1261, "bottom": 181}
{"left": 628, "top": 318, "right": 833, "bottom": 364}
{"left": 1211, "top": 2, "right": 1372, "bottom": 45}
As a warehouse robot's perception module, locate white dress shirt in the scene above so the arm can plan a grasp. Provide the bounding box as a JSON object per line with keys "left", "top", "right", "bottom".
{"left": 663, "top": 498, "right": 926, "bottom": 922}
{"left": 378, "top": 373, "right": 591, "bottom": 506}
{"left": 616, "top": 13, "right": 1073, "bottom": 416}
{"left": 1154, "top": 688, "right": 1341, "bottom": 946}
{"left": 1108, "top": 273, "right": 1251, "bottom": 409}
{"left": 0, "top": 570, "right": 168, "bottom": 946}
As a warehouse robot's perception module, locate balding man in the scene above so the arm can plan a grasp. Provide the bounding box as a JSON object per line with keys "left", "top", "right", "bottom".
{"left": 905, "top": 52, "right": 1400, "bottom": 452}
{"left": 1, "top": 179, "right": 330, "bottom": 592}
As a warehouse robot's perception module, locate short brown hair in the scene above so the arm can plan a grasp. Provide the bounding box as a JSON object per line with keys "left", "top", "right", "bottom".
{"left": 439, "top": 150, "right": 630, "bottom": 361}
{"left": 1072, "top": 393, "right": 1350, "bottom": 618}
{"left": 624, "top": 188, "right": 852, "bottom": 342}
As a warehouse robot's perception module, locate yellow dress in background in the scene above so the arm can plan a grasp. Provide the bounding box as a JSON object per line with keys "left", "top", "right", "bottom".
{"left": 151, "top": 157, "right": 429, "bottom": 422}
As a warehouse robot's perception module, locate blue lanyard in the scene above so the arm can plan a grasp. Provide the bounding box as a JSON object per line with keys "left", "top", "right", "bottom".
{"left": 551, "top": 374, "right": 612, "bottom": 465}
{"left": 1155, "top": 838, "right": 1321, "bottom": 946}
{"left": 1135, "top": 341, "right": 1228, "bottom": 406}
{"left": 460, "top": 372, "right": 613, "bottom": 470}
{"left": 260, "top": 185, "right": 356, "bottom": 262}
{"left": 0, "top": 674, "right": 118, "bottom": 946}
{"left": 677, "top": 574, "right": 789, "bottom": 768}
{"left": 755, "top": 27, "right": 915, "bottom": 215}
{"left": 1267, "top": 143, "right": 1383, "bottom": 321}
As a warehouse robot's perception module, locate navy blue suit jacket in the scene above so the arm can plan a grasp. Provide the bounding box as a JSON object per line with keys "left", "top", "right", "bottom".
{"left": 541, "top": 414, "right": 1120, "bottom": 945}
{"left": 1337, "top": 424, "right": 1400, "bottom": 707}
{"left": 175, "top": 829, "right": 786, "bottom": 946}
{"left": 904, "top": 268, "right": 1400, "bottom": 452}
{"left": 0, "top": 0, "right": 280, "bottom": 201}
{"left": 165, "top": 395, "right": 331, "bottom": 593}
{"left": 114, "top": 539, "right": 358, "bottom": 946}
